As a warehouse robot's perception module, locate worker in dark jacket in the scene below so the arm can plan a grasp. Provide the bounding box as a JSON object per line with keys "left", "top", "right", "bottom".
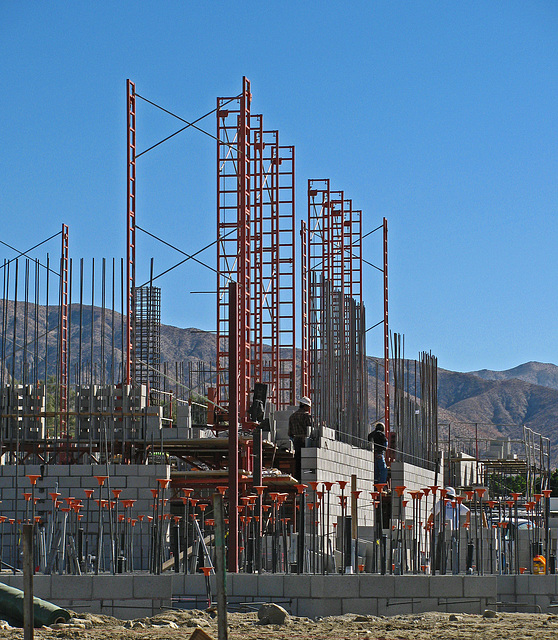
{"left": 368, "top": 422, "right": 388, "bottom": 484}
{"left": 288, "top": 396, "right": 312, "bottom": 481}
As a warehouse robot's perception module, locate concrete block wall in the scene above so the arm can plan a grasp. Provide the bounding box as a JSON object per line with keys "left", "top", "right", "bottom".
{"left": 301, "top": 437, "right": 376, "bottom": 527}
{"left": 179, "top": 573, "right": 501, "bottom": 617}
{"left": 390, "top": 461, "right": 436, "bottom": 519}
{"left": 0, "top": 464, "right": 170, "bottom": 570}
{"left": 0, "top": 574, "right": 173, "bottom": 620}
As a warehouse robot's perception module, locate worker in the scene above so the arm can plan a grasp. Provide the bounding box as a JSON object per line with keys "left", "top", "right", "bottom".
{"left": 288, "top": 396, "right": 312, "bottom": 481}
{"left": 368, "top": 422, "right": 388, "bottom": 484}
{"left": 429, "top": 487, "right": 471, "bottom": 529}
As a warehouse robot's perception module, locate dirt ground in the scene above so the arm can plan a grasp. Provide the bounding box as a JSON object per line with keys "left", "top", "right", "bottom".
{"left": 3, "top": 609, "right": 558, "bottom": 640}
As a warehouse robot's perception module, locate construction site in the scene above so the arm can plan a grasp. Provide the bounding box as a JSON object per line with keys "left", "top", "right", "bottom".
{"left": 0, "top": 77, "right": 557, "bottom": 621}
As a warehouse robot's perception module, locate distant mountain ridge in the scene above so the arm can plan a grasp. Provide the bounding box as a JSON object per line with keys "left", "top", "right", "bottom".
{"left": 468, "top": 361, "right": 558, "bottom": 391}
{"left": 1, "top": 301, "right": 557, "bottom": 466}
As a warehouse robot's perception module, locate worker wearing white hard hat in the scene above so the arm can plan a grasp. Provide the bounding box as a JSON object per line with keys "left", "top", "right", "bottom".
{"left": 288, "top": 397, "right": 312, "bottom": 481}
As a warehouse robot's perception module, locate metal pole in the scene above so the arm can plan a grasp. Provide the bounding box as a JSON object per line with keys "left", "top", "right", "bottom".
{"left": 213, "top": 492, "right": 228, "bottom": 640}
{"left": 23, "top": 524, "right": 34, "bottom": 640}
{"left": 227, "top": 281, "right": 239, "bottom": 573}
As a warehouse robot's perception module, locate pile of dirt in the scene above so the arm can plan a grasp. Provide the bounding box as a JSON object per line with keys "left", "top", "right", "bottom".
{"left": 2, "top": 610, "right": 558, "bottom": 640}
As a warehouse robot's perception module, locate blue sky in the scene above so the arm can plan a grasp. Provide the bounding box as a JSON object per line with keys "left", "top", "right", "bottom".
{"left": 1, "top": 2, "right": 557, "bottom": 373}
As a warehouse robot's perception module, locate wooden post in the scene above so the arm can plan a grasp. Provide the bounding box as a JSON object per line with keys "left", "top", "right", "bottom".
{"left": 213, "top": 492, "right": 228, "bottom": 640}
{"left": 23, "top": 524, "right": 34, "bottom": 640}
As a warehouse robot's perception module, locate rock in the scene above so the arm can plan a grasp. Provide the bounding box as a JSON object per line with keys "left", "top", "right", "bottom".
{"left": 0, "top": 621, "right": 12, "bottom": 630}
{"left": 483, "top": 609, "right": 497, "bottom": 619}
{"left": 156, "top": 620, "right": 179, "bottom": 629}
{"left": 124, "top": 620, "right": 146, "bottom": 629}
{"left": 448, "top": 614, "right": 459, "bottom": 622}
{"left": 257, "top": 603, "right": 290, "bottom": 625}
{"left": 69, "top": 618, "right": 92, "bottom": 629}
{"left": 186, "top": 617, "right": 210, "bottom": 628}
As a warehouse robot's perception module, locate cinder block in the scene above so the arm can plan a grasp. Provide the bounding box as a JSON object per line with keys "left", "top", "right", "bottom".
{"left": 228, "top": 573, "right": 258, "bottom": 597}
{"left": 51, "top": 575, "right": 93, "bottom": 600}
{"left": 320, "top": 575, "right": 359, "bottom": 598}
{"left": 92, "top": 575, "right": 134, "bottom": 599}
{"left": 69, "top": 466, "right": 93, "bottom": 477}
{"left": 113, "top": 606, "right": 152, "bottom": 621}
{"left": 412, "top": 597, "right": 440, "bottom": 614}
{"left": 341, "top": 597, "right": 378, "bottom": 616}
{"left": 496, "top": 575, "right": 516, "bottom": 596}
{"left": 380, "top": 597, "right": 413, "bottom": 616}
{"left": 527, "top": 575, "right": 557, "bottom": 595}
{"left": 132, "top": 575, "right": 173, "bottom": 599}
{"left": 463, "top": 576, "right": 497, "bottom": 598}
{"left": 359, "top": 575, "right": 395, "bottom": 598}
{"left": 283, "top": 574, "right": 311, "bottom": 598}
{"left": 429, "top": 576, "right": 464, "bottom": 598}
{"left": 297, "top": 597, "right": 342, "bottom": 619}
{"left": 393, "top": 576, "right": 429, "bottom": 598}
{"left": 257, "top": 574, "right": 284, "bottom": 598}
{"left": 126, "top": 477, "right": 152, "bottom": 489}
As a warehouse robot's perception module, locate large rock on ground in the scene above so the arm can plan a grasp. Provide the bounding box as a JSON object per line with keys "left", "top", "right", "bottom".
{"left": 257, "top": 603, "right": 290, "bottom": 625}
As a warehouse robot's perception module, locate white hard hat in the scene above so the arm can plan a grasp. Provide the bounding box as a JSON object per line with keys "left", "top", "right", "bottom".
{"left": 299, "top": 396, "right": 312, "bottom": 407}
{"left": 445, "top": 486, "right": 456, "bottom": 497}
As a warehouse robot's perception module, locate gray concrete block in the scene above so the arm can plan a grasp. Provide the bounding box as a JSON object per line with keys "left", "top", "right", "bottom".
{"left": 126, "top": 477, "right": 152, "bottom": 489}
{"left": 319, "top": 575, "right": 359, "bottom": 598}
{"left": 412, "top": 597, "right": 440, "bottom": 614}
{"left": 51, "top": 575, "right": 93, "bottom": 600}
{"left": 178, "top": 574, "right": 206, "bottom": 597}
{"left": 533, "top": 595, "right": 552, "bottom": 613}
{"left": 527, "top": 575, "right": 557, "bottom": 595}
{"left": 359, "top": 575, "right": 395, "bottom": 598}
{"left": 257, "top": 574, "right": 284, "bottom": 598}
{"left": 429, "top": 576, "right": 464, "bottom": 598}
{"left": 393, "top": 575, "right": 429, "bottom": 598}
{"left": 496, "top": 575, "right": 516, "bottom": 596}
{"left": 283, "top": 574, "right": 311, "bottom": 598}
{"left": 379, "top": 598, "right": 413, "bottom": 616}
{"left": 132, "top": 575, "right": 173, "bottom": 599}
{"left": 228, "top": 573, "right": 258, "bottom": 597}
{"left": 112, "top": 606, "right": 151, "bottom": 621}
{"left": 69, "top": 466, "right": 93, "bottom": 476}
{"left": 463, "top": 576, "right": 497, "bottom": 598}
{"left": 92, "top": 575, "right": 134, "bottom": 599}
{"left": 341, "top": 597, "right": 378, "bottom": 616}
{"left": 298, "top": 597, "right": 342, "bottom": 619}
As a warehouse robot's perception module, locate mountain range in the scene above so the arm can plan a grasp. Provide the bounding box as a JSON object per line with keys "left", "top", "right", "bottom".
{"left": 1, "top": 302, "right": 556, "bottom": 467}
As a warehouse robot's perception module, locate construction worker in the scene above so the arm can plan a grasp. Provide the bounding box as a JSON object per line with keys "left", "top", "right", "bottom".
{"left": 288, "top": 396, "right": 312, "bottom": 481}
{"left": 368, "top": 422, "right": 388, "bottom": 484}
